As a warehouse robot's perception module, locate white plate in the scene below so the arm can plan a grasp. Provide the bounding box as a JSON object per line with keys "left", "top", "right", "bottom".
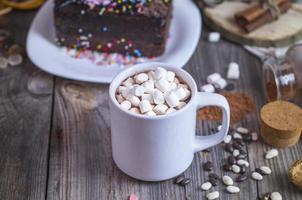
{"left": 27, "top": 0, "right": 202, "bottom": 83}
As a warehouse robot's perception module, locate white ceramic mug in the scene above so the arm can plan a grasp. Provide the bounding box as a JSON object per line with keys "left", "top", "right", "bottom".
{"left": 109, "top": 62, "right": 230, "bottom": 181}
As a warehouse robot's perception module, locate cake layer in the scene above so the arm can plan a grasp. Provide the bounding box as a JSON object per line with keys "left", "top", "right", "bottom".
{"left": 54, "top": 0, "right": 173, "bottom": 57}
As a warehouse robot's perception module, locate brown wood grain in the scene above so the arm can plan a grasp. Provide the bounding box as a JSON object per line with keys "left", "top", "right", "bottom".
{"left": 1, "top": 8, "right": 302, "bottom": 200}
{"left": 0, "top": 11, "right": 54, "bottom": 200}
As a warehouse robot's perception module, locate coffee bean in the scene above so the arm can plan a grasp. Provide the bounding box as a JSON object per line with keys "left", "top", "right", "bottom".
{"left": 240, "top": 166, "right": 247, "bottom": 174}
{"left": 236, "top": 139, "right": 245, "bottom": 146}
{"left": 174, "top": 175, "right": 185, "bottom": 184}
{"left": 202, "top": 149, "right": 211, "bottom": 153}
{"left": 261, "top": 193, "right": 271, "bottom": 200}
{"left": 237, "top": 153, "right": 247, "bottom": 159}
{"left": 239, "top": 149, "right": 247, "bottom": 155}
{"left": 233, "top": 143, "right": 244, "bottom": 151}
{"left": 225, "top": 83, "right": 235, "bottom": 91}
{"left": 209, "top": 177, "right": 218, "bottom": 186}
{"left": 236, "top": 174, "right": 248, "bottom": 182}
{"left": 223, "top": 164, "right": 232, "bottom": 171}
{"left": 180, "top": 178, "right": 191, "bottom": 186}
{"left": 242, "top": 134, "right": 252, "bottom": 143}
{"left": 227, "top": 156, "right": 236, "bottom": 165}
{"left": 204, "top": 161, "right": 213, "bottom": 171}
{"left": 225, "top": 143, "right": 234, "bottom": 153}
{"left": 209, "top": 173, "right": 219, "bottom": 180}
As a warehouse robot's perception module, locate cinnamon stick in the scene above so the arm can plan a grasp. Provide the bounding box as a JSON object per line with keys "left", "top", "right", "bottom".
{"left": 235, "top": 0, "right": 292, "bottom": 32}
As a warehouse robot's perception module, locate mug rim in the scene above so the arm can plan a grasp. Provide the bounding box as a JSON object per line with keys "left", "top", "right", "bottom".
{"left": 109, "top": 62, "right": 198, "bottom": 120}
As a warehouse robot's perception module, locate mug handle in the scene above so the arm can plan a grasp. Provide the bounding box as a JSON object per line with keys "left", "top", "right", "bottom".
{"left": 193, "top": 92, "right": 230, "bottom": 152}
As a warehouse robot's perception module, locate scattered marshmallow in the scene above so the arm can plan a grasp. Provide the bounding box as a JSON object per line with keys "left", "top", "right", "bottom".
{"left": 174, "top": 87, "right": 187, "bottom": 100}
{"left": 122, "top": 77, "right": 134, "bottom": 87}
{"left": 142, "top": 80, "right": 154, "bottom": 94}
{"left": 131, "top": 85, "right": 145, "bottom": 96}
{"left": 227, "top": 62, "right": 240, "bottom": 80}
{"left": 155, "top": 78, "right": 170, "bottom": 93}
{"left": 141, "top": 94, "right": 154, "bottom": 104}
{"left": 129, "top": 107, "right": 140, "bottom": 114}
{"left": 154, "top": 67, "right": 167, "bottom": 80}
{"left": 139, "top": 100, "right": 152, "bottom": 113}
{"left": 166, "top": 107, "right": 177, "bottom": 114}
{"left": 153, "top": 90, "right": 165, "bottom": 105}
{"left": 166, "top": 71, "right": 175, "bottom": 82}
{"left": 135, "top": 73, "right": 149, "bottom": 84}
{"left": 207, "top": 73, "right": 221, "bottom": 84}
{"left": 153, "top": 104, "right": 168, "bottom": 115}
{"left": 126, "top": 95, "right": 141, "bottom": 107}
{"left": 145, "top": 110, "right": 156, "bottom": 116}
{"left": 121, "top": 100, "right": 131, "bottom": 110}
{"left": 116, "top": 94, "right": 125, "bottom": 104}
{"left": 121, "top": 86, "right": 133, "bottom": 98}
{"left": 200, "top": 84, "right": 215, "bottom": 93}
{"left": 117, "top": 86, "right": 127, "bottom": 94}
{"left": 208, "top": 32, "right": 220, "bottom": 42}
{"left": 176, "top": 102, "right": 187, "bottom": 110}
{"left": 116, "top": 67, "right": 191, "bottom": 116}
{"left": 165, "top": 92, "right": 180, "bottom": 108}
{"left": 213, "top": 78, "right": 227, "bottom": 89}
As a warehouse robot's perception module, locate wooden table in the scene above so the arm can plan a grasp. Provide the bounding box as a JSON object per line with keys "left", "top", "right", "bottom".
{"left": 1, "top": 9, "right": 302, "bottom": 200}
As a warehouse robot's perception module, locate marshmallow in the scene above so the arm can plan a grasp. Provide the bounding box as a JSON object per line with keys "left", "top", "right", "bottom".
{"left": 174, "top": 87, "right": 187, "bottom": 100}
{"left": 135, "top": 73, "right": 149, "bottom": 84}
{"left": 122, "top": 77, "right": 134, "bottom": 87}
{"left": 141, "top": 93, "right": 154, "bottom": 104}
{"left": 176, "top": 102, "right": 187, "bottom": 110}
{"left": 155, "top": 78, "right": 170, "bottom": 93}
{"left": 154, "top": 67, "right": 167, "bottom": 80}
{"left": 116, "top": 94, "right": 125, "bottom": 103}
{"left": 145, "top": 110, "right": 157, "bottom": 116}
{"left": 165, "top": 92, "right": 180, "bottom": 108}
{"left": 178, "top": 83, "right": 189, "bottom": 89}
{"left": 208, "top": 32, "right": 220, "bottom": 42}
{"left": 139, "top": 100, "right": 152, "bottom": 113}
{"left": 183, "top": 88, "right": 191, "bottom": 100}
{"left": 170, "top": 82, "right": 178, "bottom": 90}
{"left": 227, "top": 62, "right": 240, "bottom": 80}
{"left": 153, "top": 104, "right": 168, "bottom": 115}
{"left": 166, "top": 71, "right": 175, "bottom": 82}
{"left": 148, "top": 71, "right": 155, "bottom": 81}
{"left": 200, "top": 84, "right": 215, "bottom": 93}
{"left": 152, "top": 90, "right": 165, "bottom": 105}
{"left": 174, "top": 78, "right": 180, "bottom": 84}
{"left": 166, "top": 107, "right": 177, "bottom": 114}
{"left": 117, "top": 86, "right": 127, "bottom": 94}
{"left": 142, "top": 80, "right": 154, "bottom": 94}
{"left": 126, "top": 95, "right": 141, "bottom": 107}
{"left": 131, "top": 85, "right": 145, "bottom": 96}
{"left": 213, "top": 78, "right": 227, "bottom": 89}
{"left": 207, "top": 73, "right": 221, "bottom": 84}
{"left": 129, "top": 107, "right": 140, "bottom": 114}
{"left": 121, "top": 86, "right": 133, "bottom": 98}
{"left": 120, "top": 100, "right": 131, "bottom": 110}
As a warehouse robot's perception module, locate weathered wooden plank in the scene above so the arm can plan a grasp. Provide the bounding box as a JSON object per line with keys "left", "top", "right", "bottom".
{"left": 47, "top": 80, "right": 185, "bottom": 200}
{"left": 183, "top": 31, "right": 260, "bottom": 200}
{"left": 0, "top": 11, "right": 54, "bottom": 200}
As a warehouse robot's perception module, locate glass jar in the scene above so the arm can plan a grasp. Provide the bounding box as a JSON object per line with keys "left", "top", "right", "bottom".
{"left": 263, "top": 44, "right": 302, "bottom": 103}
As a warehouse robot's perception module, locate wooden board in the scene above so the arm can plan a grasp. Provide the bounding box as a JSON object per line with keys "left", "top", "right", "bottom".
{"left": 0, "top": 10, "right": 55, "bottom": 200}
{"left": 1, "top": 10, "right": 302, "bottom": 200}
{"left": 202, "top": 2, "right": 302, "bottom": 47}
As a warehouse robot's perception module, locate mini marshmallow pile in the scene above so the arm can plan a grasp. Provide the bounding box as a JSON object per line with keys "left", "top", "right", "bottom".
{"left": 116, "top": 67, "right": 191, "bottom": 116}
{"left": 200, "top": 62, "right": 240, "bottom": 93}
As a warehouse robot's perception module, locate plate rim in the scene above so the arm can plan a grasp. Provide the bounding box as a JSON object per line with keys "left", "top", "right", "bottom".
{"left": 26, "top": 0, "right": 202, "bottom": 84}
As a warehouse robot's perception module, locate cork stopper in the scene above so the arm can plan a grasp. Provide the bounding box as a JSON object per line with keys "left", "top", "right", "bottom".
{"left": 289, "top": 160, "right": 302, "bottom": 191}
{"left": 260, "top": 101, "right": 302, "bottom": 148}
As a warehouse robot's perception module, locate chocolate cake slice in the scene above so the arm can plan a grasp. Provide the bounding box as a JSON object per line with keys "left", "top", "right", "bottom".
{"left": 54, "top": 0, "right": 173, "bottom": 57}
